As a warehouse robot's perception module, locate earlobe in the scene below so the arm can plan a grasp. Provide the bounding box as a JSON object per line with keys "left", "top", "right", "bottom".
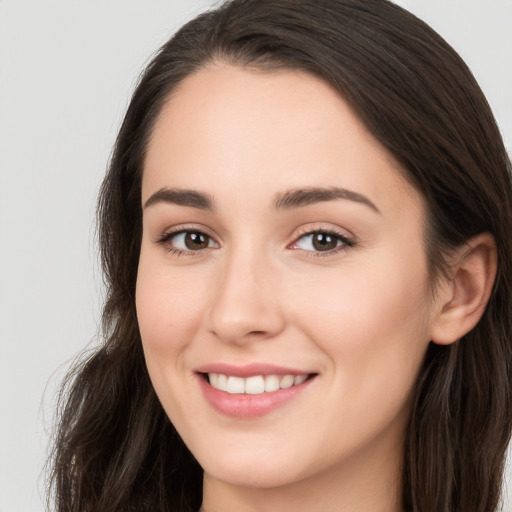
{"left": 430, "top": 233, "right": 497, "bottom": 345}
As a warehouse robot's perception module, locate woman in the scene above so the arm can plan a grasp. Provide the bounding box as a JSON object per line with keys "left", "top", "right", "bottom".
{"left": 49, "top": 0, "right": 512, "bottom": 510}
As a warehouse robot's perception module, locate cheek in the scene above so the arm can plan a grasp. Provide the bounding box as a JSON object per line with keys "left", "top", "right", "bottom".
{"left": 135, "top": 256, "right": 213, "bottom": 430}
{"left": 282, "top": 263, "right": 431, "bottom": 465}
{"left": 135, "top": 253, "right": 208, "bottom": 365}
{"left": 295, "top": 259, "right": 429, "bottom": 339}
{"left": 290, "top": 252, "right": 431, "bottom": 402}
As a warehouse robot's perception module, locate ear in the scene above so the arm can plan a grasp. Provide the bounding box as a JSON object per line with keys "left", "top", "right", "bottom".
{"left": 430, "top": 232, "right": 497, "bottom": 345}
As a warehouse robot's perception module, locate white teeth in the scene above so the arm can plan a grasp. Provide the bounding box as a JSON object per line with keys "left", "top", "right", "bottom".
{"left": 294, "top": 374, "right": 307, "bottom": 385}
{"left": 280, "top": 375, "right": 294, "bottom": 389}
{"left": 245, "top": 375, "right": 265, "bottom": 394}
{"left": 264, "top": 375, "right": 280, "bottom": 392}
{"left": 217, "top": 373, "right": 228, "bottom": 392}
{"left": 209, "top": 373, "right": 219, "bottom": 388}
{"left": 226, "top": 376, "right": 245, "bottom": 394}
{"left": 207, "top": 373, "right": 309, "bottom": 394}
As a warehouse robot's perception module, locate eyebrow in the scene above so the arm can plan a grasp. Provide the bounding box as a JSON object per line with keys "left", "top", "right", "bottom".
{"left": 143, "top": 185, "right": 380, "bottom": 214}
{"left": 273, "top": 186, "right": 380, "bottom": 213}
{"left": 144, "top": 188, "right": 214, "bottom": 210}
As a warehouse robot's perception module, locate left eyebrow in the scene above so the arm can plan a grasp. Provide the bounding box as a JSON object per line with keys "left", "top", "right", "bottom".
{"left": 143, "top": 187, "right": 215, "bottom": 211}
{"left": 273, "top": 186, "right": 381, "bottom": 214}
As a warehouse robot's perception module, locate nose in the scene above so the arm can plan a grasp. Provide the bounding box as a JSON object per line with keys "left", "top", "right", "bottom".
{"left": 206, "top": 246, "right": 285, "bottom": 346}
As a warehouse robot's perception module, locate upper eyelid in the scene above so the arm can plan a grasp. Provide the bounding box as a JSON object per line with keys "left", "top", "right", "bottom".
{"left": 291, "top": 223, "right": 355, "bottom": 241}
{"left": 154, "top": 223, "right": 219, "bottom": 243}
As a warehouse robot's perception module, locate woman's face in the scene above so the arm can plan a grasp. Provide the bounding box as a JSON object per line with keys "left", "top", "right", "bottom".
{"left": 136, "top": 65, "right": 437, "bottom": 490}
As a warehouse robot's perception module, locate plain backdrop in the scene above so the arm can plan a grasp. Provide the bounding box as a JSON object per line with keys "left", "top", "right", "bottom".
{"left": 0, "top": 2, "right": 510, "bottom": 511}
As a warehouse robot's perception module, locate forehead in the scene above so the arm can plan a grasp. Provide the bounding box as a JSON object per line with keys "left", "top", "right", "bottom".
{"left": 142, "top": 64, "right": 421, "bottom": 221}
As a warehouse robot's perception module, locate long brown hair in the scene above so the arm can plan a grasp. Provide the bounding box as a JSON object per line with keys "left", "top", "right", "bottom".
{"left": 49, "top": 1, "right": 512, "bottom": 510}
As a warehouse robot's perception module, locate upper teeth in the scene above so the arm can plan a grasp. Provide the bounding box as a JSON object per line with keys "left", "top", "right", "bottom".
{"left": 208, "top": 373, "right": 308, "bottom": 394}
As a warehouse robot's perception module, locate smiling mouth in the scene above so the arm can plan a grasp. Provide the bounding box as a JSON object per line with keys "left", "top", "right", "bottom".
{"left": 203, "top": 373, "right": 314, "bottom": 395}
{"left": 197, "top": 369, "right": 317, "bottom": 417}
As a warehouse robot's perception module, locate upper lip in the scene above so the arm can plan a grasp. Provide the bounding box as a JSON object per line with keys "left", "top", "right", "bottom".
{"left": 195, "top": 363, "right": 314, "bottom": 378}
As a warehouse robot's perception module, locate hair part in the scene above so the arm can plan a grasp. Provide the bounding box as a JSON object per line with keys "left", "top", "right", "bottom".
{"left": 49, "top": 1, "right": 512, "bottom": 510}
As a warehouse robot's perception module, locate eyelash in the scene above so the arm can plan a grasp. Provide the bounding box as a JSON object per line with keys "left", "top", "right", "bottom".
{"left": 290, "top": 228, "right": 355, "bottom": 258}
{"left": 155, "top": 226, "right": 356, "bottom": 258}
{"left": 155, "top": 226, "right": 217, "bottom": 257}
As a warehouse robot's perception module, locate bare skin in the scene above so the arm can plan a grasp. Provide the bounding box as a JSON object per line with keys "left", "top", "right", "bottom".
{"left": 136, "top": 64, "right": 497, "bottom": 512}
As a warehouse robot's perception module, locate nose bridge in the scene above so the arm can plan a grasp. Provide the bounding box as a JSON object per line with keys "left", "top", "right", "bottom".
{"left": 207, "top": 237, "right": 284, "bottom": 344}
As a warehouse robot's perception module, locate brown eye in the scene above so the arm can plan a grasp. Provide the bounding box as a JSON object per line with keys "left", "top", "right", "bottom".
{"left": 163, "top": 231, "right": 216, "bottom": 252}
{"left": 184, "top": 232, "right": 210, "bottom": 250}
{"left": 294, "top": 230, "right": 352, "bottom": 254}
{"left": 311, "top": 233, "right": 339, "bottom": 251}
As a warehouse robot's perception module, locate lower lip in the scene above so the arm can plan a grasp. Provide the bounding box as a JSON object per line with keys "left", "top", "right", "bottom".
{"left": 197, "top": 375, "right": 315, "bottom": 418}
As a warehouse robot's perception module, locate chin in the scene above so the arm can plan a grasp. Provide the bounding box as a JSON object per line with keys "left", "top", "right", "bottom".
{"left": 194, "top": 443, "right": 308, "bottom": 489}
{"left": 203, "top": 462, "right": 303, "bottom": 489}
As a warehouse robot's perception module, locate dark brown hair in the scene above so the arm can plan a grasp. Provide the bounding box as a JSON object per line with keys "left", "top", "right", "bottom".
{"left": 49, "top": 1, "right": 512, "bottom": 510}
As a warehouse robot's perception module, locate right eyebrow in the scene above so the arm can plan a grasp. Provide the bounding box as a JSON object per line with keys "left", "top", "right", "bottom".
{"left": 273, "top": 186, "right": 380, "bottom": 214}
{"left": 143, "top": 187, "right": 215, "bottom": 211}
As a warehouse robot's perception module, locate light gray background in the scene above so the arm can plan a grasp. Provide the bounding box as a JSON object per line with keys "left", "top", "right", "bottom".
{"left": 0, "top": 2, "right": 510, "bottom": 511}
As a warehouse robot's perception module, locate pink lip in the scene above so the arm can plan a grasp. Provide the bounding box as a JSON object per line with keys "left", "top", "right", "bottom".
{"left": 195, "top": 362, "right": 311, "bottom": 377}
{"left": 195, "top": 366, "right": 316, "bottom": 418}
